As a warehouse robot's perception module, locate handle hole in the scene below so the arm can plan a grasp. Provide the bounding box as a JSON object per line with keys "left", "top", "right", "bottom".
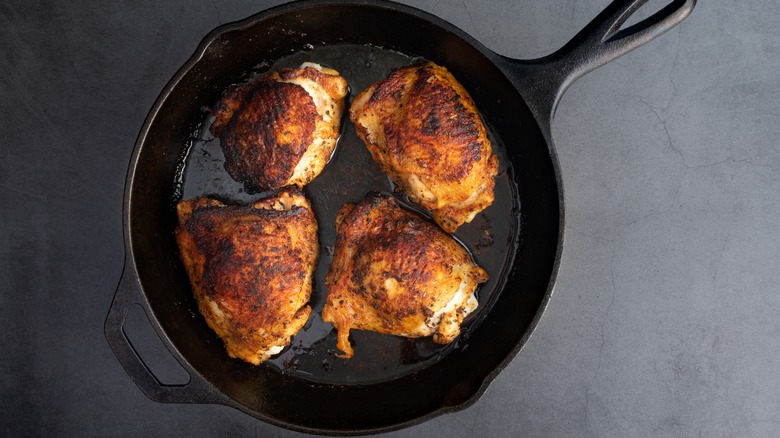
{"left": 620, "top": 0, "right": 669, "bottom": 29}
{"left": 123, "top": 304, "right": 190, "bottom": 385}
{"left": 609, "top": 0, "right": 685, "bottom": 43}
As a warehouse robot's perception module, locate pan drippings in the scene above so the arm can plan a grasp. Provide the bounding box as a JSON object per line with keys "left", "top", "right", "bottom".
{"left": 178, "top": 44, "right": 519, "bottom": 385}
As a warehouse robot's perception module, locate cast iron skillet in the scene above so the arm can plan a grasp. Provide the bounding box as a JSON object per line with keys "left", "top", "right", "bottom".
{"left": 105, "top": 0, "right": 695, "bottom": 434}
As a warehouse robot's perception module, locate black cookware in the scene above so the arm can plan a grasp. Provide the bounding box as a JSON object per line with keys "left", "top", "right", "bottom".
{"left": 105, "top": 0, "right": 695, "bottom": 434}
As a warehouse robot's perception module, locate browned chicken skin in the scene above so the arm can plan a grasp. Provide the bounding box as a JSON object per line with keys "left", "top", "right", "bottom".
{"left": 349, "top": 61, "right": 499, "bottom": 232}
{"left": 322, "top": 194, "right": 489, "bottom": 358}
{"left": 175, "top": 188, "right": 318, "bottom": 365}
{"left": 211, "top": 62, "right": 348, "bottom": 192}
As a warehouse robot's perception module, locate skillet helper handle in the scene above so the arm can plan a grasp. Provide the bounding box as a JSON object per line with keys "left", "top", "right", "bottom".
{"left": 105, "top": 266, "right": 223, "bottom": 404}
{"left": 503, "top": 0, "right": 696, "bottom": 125}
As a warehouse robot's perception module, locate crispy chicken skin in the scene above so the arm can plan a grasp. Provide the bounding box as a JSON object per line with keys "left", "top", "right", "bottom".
{"left": 211, "top": 62, "right": 348, "bottom": 192}
{"left": 322, "top": 194, "right": 489, "bottom": 358}
{"left": 349, "top": 61, "right": 499, "bottom": 232}
{"left": 175, "top": 188, "right": 318, "bottom": 365}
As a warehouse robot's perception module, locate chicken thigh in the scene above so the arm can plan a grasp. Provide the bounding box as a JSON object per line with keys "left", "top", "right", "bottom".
{"left": 211, "top": 62, "right": 348, "bottom": 192}
{"left": 175, "top": 187, "right": 318, "bottom": 365}
{"left": 322, "top": 193, "right": 489, "bottom": 359}
{"left": 349, "top": 61, "right": 499, "bottom": 232}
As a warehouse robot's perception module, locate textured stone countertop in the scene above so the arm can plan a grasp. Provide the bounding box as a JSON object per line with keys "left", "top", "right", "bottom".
{"left": 3, "top": 0, "right": 778, "bottom": 436}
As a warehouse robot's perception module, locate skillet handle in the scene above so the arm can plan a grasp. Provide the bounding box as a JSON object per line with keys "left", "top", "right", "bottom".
{"left": 499, "top": 0, "right": 696, "bottom": 129}
{"left": 104, "top": 264, "right": 225, "bottom": 404}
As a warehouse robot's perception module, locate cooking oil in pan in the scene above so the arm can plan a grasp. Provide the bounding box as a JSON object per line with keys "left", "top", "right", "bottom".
{"left": 178, "top": 43, "right": 520, "bottom": 385}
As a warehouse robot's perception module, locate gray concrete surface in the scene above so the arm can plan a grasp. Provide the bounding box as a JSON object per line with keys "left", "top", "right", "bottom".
{"left": 2, "top": 0, "right": 779, "bottom": 436}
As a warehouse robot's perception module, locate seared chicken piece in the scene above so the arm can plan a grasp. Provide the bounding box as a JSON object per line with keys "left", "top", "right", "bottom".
{"left": 349, "top": 61, "right": 499, "bottom": 233}
{"left": 175, "top": 188, "right": 318, "bottom": 365}
{"left": 211, "top": 62, "right": 348, "bottom": 192}
{"left": 322, "top": 193, "right": 489, "bottom": 359}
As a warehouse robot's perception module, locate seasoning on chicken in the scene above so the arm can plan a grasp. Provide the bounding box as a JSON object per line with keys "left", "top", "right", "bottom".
{"left": 322, "top": 193, "right": 488, "bottom": 359}
{"left": 211, "top": 62, "right": 348, "bottom": 192}
{"left": 349, "top": 61, "right": 499, "bottom": 232}
{"left": 175, "top": 187, "right": 318, "bottom": 365}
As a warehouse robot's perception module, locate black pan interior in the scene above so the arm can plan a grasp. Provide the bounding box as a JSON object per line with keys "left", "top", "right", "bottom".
{"left": 128, "top": 1, "right": 558, "bottom": 432}
{"left": 180, "top": 43, "right": 519, "bottom": 384}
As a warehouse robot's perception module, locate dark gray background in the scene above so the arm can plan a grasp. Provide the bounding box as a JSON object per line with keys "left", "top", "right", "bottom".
{"left": 3, "top": 0, "right": 778, "bottom": 436}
